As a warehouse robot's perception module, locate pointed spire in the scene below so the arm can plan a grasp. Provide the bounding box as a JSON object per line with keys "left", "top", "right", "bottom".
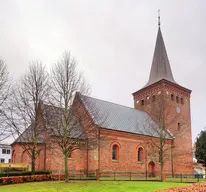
{"left": 145, "top": 15, "right": 176, "bottom": 87}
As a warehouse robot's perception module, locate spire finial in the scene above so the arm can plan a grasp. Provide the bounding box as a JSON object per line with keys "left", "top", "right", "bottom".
{"left": 158, "top": 9, "right": 160, "bottom": 27}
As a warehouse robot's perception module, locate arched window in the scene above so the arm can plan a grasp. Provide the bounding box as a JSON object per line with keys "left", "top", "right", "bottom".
{"left": 112, "top": 144, "right": 119, "bottom": 160}
{"left": 152, "top": 95, "right": 156, "bottom": 102}
{"left": 171, "top": 94, "right": 174, "bottom": 101}
{"left": 181, "top": 98, "right": 184, "bottom": 105}
{"left": 68, "top": 152, "right": 72, "bottom": 158}
{"left": 68, "top": 146, "right": 72, "bottom": 158}
{"left": 176, "top": 96, "right": 179, "bottom": 103}
{"left": 141, "top": 100, "right": 144, "bottom": 106}
{"left": 137, "top": 147, "right": 143, "bottom": 162}
{"left": 178, "top": 123, "right": 181, "bottom": 131}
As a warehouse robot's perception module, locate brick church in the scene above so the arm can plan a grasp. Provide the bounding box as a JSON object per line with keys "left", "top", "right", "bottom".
{"left": 11, "top": 21, "right": 193, "bottom": 175}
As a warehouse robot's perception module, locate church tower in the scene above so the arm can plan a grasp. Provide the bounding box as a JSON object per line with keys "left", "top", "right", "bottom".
{"left": 132, "top": 16, "right": 193, "bottom": 174}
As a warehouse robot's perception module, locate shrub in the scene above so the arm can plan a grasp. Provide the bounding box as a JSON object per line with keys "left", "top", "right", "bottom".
{"left": 0, "top": 170, "right": 51, "bottom": 177}
{"left": 0, "top": 174, "right": 53, "bottom": 185}
{"left": 0, "top": 167, "right": 28, "bottom": 172}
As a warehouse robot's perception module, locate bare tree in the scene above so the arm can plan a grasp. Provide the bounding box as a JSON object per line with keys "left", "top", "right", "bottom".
{"left": 6, "top": 62, "right": 49, "bottom": 174}
{"left": 48, "top": 51, "right": 105, "bottom": 182}
{"left": 0, "top": 60, "right": 10, "bottom": 142}
{"left": 143, "top": 94, "right": 188, "bottom": 181}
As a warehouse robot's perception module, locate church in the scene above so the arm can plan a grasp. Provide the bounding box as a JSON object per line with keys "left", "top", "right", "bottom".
{"left": 11, "top": 20, "right": 193, "bottom": 176}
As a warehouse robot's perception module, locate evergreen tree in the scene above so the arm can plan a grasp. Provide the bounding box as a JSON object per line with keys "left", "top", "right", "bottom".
{"left": 195, "top": 130, "right": 206, "bottom": 167}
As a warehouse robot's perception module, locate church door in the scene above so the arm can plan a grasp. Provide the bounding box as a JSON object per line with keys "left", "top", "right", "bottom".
{"left": 148, "top": 161, "right": 155, "bottom": 177}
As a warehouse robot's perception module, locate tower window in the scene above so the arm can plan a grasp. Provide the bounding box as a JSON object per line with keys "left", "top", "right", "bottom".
{"left": 181, "top": 98, "right": 184, "bottom": 105}
{"left": 171, "top": 94, "right": 174, "bottom": 101}
{"left": 141, "top": 100, "right": 144, "bottom": 106}
{"left": 178, "top": 123, "right": 181, "bottom": 131}
{"left": 176, "top": 96, "right": 179, "bottom": 103}
{"left": 152, "top": 95, "right": 156, "bottom": 102}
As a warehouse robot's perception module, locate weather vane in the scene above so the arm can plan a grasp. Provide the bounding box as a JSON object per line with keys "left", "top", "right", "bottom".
{"left": 158, "top": 9, "right": 160, "bottom": 27}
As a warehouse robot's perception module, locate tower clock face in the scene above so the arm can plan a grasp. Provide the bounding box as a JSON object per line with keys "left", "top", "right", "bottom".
{"left": 176, "top": 107, "right": 180, "bottom": 113}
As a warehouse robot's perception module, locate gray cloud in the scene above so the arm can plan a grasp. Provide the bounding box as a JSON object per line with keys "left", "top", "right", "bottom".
{"left": 0, "top": 0, "right": 205, "bottom": 142}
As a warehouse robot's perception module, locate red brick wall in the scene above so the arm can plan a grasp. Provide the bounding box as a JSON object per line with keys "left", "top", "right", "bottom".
{"left": 133, "top": 80, "right": 193, "bottom": 174}
{"left": 12, "top": 87, "right": 192, "bottom": 175}
{"left": 99, "top": 128, "right": 173, "bottom": 174}
{"left": 11, "top": 143, "right": 46, "bottom": 170}
{"left": 45, "top": 140, "right": 87, "bottom": 172}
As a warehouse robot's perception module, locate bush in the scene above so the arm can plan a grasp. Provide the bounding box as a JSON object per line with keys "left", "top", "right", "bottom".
{"left": 0, "top": 174, "right": 53, "bottom": 185}
{"left": 0, "top": 174, "right": 66, "bottom": 185}
{"left": 0, "top": 170, "right": 51, "bottom": 177}
{"left": 0, "top": 167, "right": 28, "bottom": 172}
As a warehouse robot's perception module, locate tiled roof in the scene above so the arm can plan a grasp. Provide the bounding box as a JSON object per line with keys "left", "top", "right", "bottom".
{"left": 80, "top": 94, "right": 172, "bottom": 139}
{"left": 13, "top": 104, "right": 86, "bottom": 144}
{"left": 0, "top": 144, "right": 11, "bottom": 148}
{"left": 43, "top": 104, "right": 86, "bottom": 139}
{"left": 13, "top": 93, "right": 172, "bottom": 145}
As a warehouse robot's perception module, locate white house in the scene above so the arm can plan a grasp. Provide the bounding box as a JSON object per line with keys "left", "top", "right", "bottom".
{"left": 193, "top": 162, "right": 205, "bottom": 178}
{"left": 0, "top": 144, "right": 11, "bottom": 163}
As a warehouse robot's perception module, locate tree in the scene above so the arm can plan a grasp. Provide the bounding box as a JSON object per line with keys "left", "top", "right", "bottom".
{"left": 48, "top": 51, "right": 104, "bottom": 181}
{"left": 195, "top": 129, "right": 206, "bottom": 169}
{"left": 0, "top": 60, "right": 10, "bottom": 142}
{"left": 6, "top": 62, "right": 49, "bottom": 174}
{"left": 143, "top": 93, "right": 188, "bottom": 181}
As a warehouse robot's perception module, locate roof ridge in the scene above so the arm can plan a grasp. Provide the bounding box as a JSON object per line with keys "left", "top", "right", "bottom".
{"left": 81, "top": 94, "right": 146, "bottom": 113}
{"left": 42, "top": 103, "right": 63, "bottom": 110}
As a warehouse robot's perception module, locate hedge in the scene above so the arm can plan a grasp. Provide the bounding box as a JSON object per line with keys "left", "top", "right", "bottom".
{"left": 0, "top": 167, "right": 28, "bottom": 172}
{"left": 0, "top": 170, "right": 51, "bottom": 177}
{"left": 0, "top": 174, "right": 65, "bottom": 185}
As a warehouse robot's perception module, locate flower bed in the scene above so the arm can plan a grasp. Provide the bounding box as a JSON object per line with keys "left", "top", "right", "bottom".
{"left": 0, "top": 174, "right": 66, "bottom": 185}
{"left": 155, "top": 181, "right": 206, "bottom": 192}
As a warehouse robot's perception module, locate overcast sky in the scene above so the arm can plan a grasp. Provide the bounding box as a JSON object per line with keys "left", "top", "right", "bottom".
{"left": 0, "top": 0, "right": 206, "bottom": 142}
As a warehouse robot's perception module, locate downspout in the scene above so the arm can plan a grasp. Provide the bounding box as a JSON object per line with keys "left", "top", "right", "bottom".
{"left": 171, "top": 139, "right": 174, "bottom": 177}
{"left": 98, "top": 127, "right": 100, "bottom": 171}
{"left": 44, "top": 143, "right": 46, "bottom": 170}
{"left": 86, "top": 138, "right": 89, "bottom": 176}
{"left": 145, "top": 142, "right": 148, "bottom": 177}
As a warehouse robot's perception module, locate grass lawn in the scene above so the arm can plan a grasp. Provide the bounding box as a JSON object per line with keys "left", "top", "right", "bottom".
{"left": 0, "top": 181, "right": 188, "bottom": 192}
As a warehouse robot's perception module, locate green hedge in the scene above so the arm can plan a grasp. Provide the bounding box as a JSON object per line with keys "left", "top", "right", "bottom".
{"left": 0, "top": 167, "right": 28, "bottom": 172}
{"left": 0, "top": 170, "right": 51, "bottom": 177}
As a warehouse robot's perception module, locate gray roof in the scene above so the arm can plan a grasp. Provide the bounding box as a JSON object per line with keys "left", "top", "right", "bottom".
{"left": 13, "top": 104, "right": 86, "bottom": 144}
{"left": 80, "top": 94, "right": 172, "bottom": 139}
{"left": 13, "top": 93, "right": 172, "bottom": 145}
{"left": 13, "top": 124, "right": 46, "bottom": 144}
{"left": 0, "top": 144, "right": 11, "bottom": 148}
{"left": 145, "top": 27, "right": 176, "bottom": 87}
{"left": 43, "top": 104, "right": 86, "bottom": 139}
